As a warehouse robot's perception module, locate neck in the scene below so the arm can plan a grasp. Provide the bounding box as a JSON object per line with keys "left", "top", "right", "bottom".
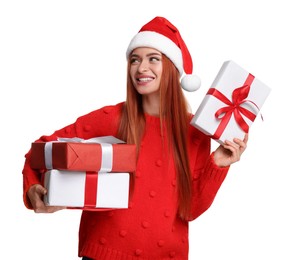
{"left": 142, "top": 94, "right": 160, "bottom": 116}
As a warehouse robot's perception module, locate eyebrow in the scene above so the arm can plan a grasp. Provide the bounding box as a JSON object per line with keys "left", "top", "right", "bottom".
{"left": 130, "top": 52, "right": 162, "bottom": 58}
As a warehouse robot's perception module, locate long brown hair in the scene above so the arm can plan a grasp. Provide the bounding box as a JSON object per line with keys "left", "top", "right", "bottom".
{"left": 117, "top": 54, "right": 192, "bottom": 220}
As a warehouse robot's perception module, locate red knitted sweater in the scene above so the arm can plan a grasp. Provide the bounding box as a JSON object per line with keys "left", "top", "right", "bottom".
{"left": 22, "top": 102, "right": 229, "bottom": 260}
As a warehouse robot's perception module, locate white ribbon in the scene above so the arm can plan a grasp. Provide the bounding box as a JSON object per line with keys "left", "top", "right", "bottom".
{"left": 57, "top": 136, "right": 125, "bottom": 144}
{"left": 99, "top": 143, "right": 113, "bottom": 172}
{"left": 44, "top": 142, "right": 54, "bottom": 169}
{"left": 44, "top": 136, "right": 125, "bottom": 171}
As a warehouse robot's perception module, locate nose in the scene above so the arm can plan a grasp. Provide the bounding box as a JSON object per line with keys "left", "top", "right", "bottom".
{"left": 138, "top": 59, "right": 149, "bottom": 73}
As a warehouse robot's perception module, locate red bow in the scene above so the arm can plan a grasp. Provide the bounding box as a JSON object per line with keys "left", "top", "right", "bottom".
{"left": 207, "top": 74, "right": 259, "bottom": 140}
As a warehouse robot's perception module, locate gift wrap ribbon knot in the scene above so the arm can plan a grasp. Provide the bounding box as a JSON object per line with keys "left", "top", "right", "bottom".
{"left": 207, "top": 73, "right": 260, "bottom": 140}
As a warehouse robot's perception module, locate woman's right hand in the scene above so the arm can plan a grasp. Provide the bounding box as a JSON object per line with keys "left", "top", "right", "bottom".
{"left": 27, "top": 184, "right": 66, "bottom": 213}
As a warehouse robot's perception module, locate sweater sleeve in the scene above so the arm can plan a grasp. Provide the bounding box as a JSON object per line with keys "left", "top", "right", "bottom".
{"left": 22, "top": 102, "right": 123, "bottom": 209}
{"left": 188, "top": 126, "right": 230, "bottom": 221}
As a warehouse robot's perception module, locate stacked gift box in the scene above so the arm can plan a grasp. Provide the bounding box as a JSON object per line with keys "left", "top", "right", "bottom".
{"left": 30, "top": 136, "right": 136, "bottom": 210}
{"left": 191, "top": 60, "right": 271, "bottom": 144}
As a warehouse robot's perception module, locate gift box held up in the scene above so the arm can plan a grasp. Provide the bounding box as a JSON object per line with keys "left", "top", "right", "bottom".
{"left": 43, "top": 169, "right": 130, "bottom": 209}
{"left": 191, "top": 60, "right": 271, "bottom": 144}
{"left": 31, "top": 136, "right": 136, "bottom": 172}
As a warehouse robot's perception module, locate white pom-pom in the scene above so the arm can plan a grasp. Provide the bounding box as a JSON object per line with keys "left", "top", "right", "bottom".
{"left": 181, "top": 74, "right": 201, "bottom": 92}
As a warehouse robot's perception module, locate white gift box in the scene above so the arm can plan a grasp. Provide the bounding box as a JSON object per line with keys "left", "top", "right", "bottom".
{"left": 191, "top": 60, "right": 271, "bottom": 144}
{"left": 44, "top": 169, "right": 130, "bottom": 209}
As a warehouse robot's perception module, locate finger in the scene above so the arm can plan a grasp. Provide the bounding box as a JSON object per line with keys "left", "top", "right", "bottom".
{"left": 35, "top": 204, "right": 66, "bottom": 213}
{"left": 233, "top": 137, "right": 247, "bottom": 152}
{"left": 45, "top": 206, "right": 66, "bottom": 213}
{"left": 244, "top": 133, "right": 249, "bottom": 143}
{"left": 35, "top": 184, "right": 47, "bottom": 195}
{"left": 224, "top": 139, "right": 240, "bottom": 151}
{"left": 224, "top": 140, "right": 241, "bottom": 160}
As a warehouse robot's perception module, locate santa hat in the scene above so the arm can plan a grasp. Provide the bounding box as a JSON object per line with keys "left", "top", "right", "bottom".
{"left": 126, "top": 16, "right": 201, "bottom": 92}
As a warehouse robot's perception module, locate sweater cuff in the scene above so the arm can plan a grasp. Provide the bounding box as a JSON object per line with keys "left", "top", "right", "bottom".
{"left": 205, "top": 152, "right": 229, "bottom": 181}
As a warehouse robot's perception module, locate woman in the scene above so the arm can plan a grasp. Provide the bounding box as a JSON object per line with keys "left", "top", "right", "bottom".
{"left": 23, "top": 17, "right": 247, "bottom": 259}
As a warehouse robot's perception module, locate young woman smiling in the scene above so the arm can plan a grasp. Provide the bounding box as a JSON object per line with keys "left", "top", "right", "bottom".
{"left": 22, "top": 16, "right": 248, "bottom": 260}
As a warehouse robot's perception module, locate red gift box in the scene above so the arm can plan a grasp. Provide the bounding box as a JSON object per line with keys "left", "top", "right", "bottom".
{"left": 31, "top": 136, "right": 136, "bottom": 172}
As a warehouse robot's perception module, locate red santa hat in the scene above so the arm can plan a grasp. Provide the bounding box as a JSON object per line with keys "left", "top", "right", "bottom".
{"left": 126, "top": 16, "right": 201, "bottom": 92}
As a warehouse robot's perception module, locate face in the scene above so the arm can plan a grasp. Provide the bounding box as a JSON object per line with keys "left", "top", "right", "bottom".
{"left": 129, "top": 47, "right": 163, "bottom": 97}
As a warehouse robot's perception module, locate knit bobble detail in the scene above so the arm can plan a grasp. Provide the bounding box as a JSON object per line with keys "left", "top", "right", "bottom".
{"left": 83, "top": 124, "right": 91, "bottom": 132}
{"left": 119, "top": 230, "right": 127, "bottom": 237}
{"left": 142, "top": 221, "right": 150, "bottom": 229}
{"left": 149, "top": 190, "right": 156, "bottom": 198}
{"left": 135, "top": 249, "right": 142, "bottom": 256}
{"left": 157, "top": 240, "right": 165, "bottom": 247}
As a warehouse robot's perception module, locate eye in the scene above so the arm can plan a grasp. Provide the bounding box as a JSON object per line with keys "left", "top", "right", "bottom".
{"left": 149, "top": 56, "right": 161, "bottom": 63}
{"left": 130, "top": 56, "right": 141, "bottom": 64}
{"left": 130, "top": 58, "right": 138, "bottom": 64}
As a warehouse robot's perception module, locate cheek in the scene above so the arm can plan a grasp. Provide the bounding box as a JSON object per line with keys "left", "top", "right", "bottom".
{"left": 155, "top": 66, "right": 163, "bottom": 77}
{"left": 129, "top": 66, "right": 137, "bottom": 77}
{"left": 156, "top": 68, "right": 163, "bottom": 82}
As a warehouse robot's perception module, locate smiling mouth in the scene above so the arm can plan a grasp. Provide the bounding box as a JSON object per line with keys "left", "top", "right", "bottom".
{"left": 137, "top": 77, "right": 154, "bottom": 82}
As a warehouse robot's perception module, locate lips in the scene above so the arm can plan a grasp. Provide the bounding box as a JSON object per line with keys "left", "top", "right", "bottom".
{"left": 137, "top": 77, "right": 154, "bottom": 82}
{"left": 136, "top": 74, "right": 155, "bottom": 83}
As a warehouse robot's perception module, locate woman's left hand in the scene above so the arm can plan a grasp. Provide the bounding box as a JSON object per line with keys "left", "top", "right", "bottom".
{"left": 213, "top": 134, "right": 248, "bottom": 167}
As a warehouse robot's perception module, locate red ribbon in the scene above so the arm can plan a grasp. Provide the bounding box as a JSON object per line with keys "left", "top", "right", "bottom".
{"left": 84, "top": 172, "right": 98, "bottom": 207}
{"left": 207, "top": 73, "right": 259, "bottom": 140}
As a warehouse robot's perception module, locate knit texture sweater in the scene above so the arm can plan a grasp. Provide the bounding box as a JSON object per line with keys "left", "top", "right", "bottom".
{"left": 22, "top": 102, "right": 229, "bottom": 260}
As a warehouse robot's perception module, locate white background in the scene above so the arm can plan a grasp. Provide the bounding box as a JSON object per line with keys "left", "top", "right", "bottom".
{"left": 1, "top": 0, "right": 285, "bottom": 259}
